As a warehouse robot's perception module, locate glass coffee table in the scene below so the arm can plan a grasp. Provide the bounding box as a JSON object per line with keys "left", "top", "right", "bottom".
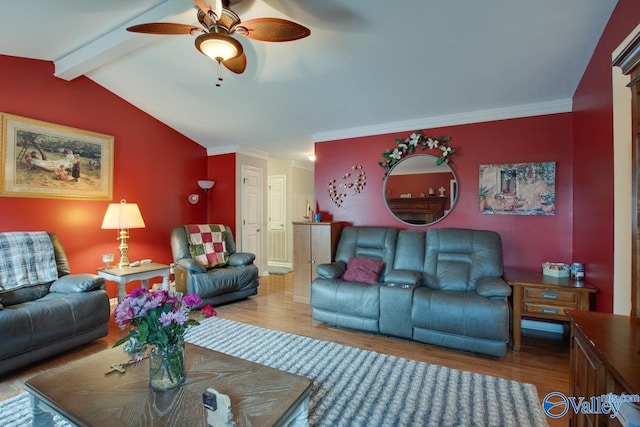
{"left": 25, "top": 343, "right": 312, "bottom": 426}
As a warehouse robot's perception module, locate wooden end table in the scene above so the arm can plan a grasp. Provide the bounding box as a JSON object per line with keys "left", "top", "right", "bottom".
{"left": 504, "top": 268, "right": 598, "bottom": 351}
{"left": 25, "top": 342, "right": 312, "bottom": 427}
{"left": 97, "top": 262, "right": 170, "bottom": 302}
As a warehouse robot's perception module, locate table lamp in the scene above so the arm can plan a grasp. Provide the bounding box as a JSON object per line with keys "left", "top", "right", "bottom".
{"left": 101, "top": 199, "right": 146, "bottom": 267}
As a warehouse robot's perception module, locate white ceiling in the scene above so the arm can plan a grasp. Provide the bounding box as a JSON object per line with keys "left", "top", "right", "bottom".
{"left": 0, "top": 0, "right": 617, "bottom": 162}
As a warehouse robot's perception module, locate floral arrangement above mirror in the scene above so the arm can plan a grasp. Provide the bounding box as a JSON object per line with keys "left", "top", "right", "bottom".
{"left": 379, "top": 130, "right": 455, "bottom": 177}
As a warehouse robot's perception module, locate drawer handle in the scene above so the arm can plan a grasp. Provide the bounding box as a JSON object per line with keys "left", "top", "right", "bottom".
{"left": 541, "top": 308, "right": 559, "bottom": 314}
{"left": 541, "top": 293, "right": 558, "bottom": 299}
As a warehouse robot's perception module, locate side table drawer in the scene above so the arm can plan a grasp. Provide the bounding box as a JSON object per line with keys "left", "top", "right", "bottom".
{"left": 524, "top": 287, "right": 577, "bottom": 304}
{"left": 524, "top": 302, "right": 575, "bottom": 319}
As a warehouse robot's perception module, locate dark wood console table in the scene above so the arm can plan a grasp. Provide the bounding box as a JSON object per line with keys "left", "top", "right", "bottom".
{"left": 567, "top": 310, "right": 639, "bottom": 427}
{"left": 504, "top": 269, "right": 598, "bottom": 351}
{"left": 386, "top": 197, "right": 447, "bottom": 224}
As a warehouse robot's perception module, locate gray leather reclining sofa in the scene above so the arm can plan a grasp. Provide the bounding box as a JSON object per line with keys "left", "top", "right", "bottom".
{"left": 0, "top": 232, "right": 110, "bottom": 376}
{"left": 311, "top": 227, "right": 511, "bottom": 357}
{"left": 171, "top": 225, "right": 259, "bottom": 307}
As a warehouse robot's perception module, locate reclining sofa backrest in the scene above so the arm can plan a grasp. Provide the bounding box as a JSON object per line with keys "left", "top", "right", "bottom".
{"left": 335, "top": 227, "right": 398, "bottom": 280}
{"left": 49, "top": 232, "right": 71, "bottom": 277}
{"left": 422, "top": 228, "right": 504, "bottom": 291}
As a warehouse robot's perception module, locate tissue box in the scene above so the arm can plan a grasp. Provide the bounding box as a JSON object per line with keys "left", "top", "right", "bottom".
{"left": 542, "top": 262, "right": 570, "bottom": 278}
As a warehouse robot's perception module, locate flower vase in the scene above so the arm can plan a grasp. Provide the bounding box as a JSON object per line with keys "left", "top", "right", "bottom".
{"left": 123, "top": 337, "right": 146, "bottom": 360}
{"left": 149, "top": 343, "right": 186, "bottom": 391}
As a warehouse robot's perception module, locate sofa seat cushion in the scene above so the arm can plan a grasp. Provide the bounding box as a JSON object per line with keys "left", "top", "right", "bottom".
{"left": 189, "top": 264, "right": 259, "bottom": 300}
{"left": 411, "top": 287, "right": 509, "bottom": 342}
{"left": 0, "top": 290, "right": 110, "bottom": 361}
{"left": 311, "top": 279, "right": 379, "bottom": 320}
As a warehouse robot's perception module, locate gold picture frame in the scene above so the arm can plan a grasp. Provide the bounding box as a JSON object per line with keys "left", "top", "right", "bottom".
{"left": 0, "top": 113, "right": 113, "bottom": 200}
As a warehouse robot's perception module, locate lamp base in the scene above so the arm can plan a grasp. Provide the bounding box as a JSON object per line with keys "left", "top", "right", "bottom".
{"left": 117, "top": 230, "right": 131, "bottom": 267}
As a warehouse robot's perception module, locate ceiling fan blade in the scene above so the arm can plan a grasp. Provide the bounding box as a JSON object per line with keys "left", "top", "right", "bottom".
{"left": 127, "top": 23, "right": 202, "bottom": 35}
{"left": 194, "top": 0, "right": 223, "bottom": 20}
{"left": 235, "top": 18, "right": 310, "bottom": 42}
{"left": 213, "top": 0, "right": 223, "bottom": 21}
{"left": 223, "top": 52, "right": 247, "bottom": 74}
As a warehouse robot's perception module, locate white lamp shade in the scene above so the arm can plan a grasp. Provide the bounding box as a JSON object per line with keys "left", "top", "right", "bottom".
{"left": 101, "top": 200, "right": 146, "bottom": 229}
{"left": 198, "top": 180, "right": 215, "bottom": 190}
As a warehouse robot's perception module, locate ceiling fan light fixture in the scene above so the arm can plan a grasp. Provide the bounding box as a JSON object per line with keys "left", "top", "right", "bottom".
{"left": 195, "top": 33, "right": 243, "bottom": 62}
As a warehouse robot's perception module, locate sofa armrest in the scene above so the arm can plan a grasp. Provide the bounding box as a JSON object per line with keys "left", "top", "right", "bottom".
{"left": 316, "top": 262, "right": 346, "bottom": 279}
{"left": 176, "top": 258, "right": 206, "bottom": 274}
{"left": 383, "top": 269, "right": 421, "bottom": 286}
{"left": 476, "top": 276, "right": 512, "bottom": 298}
{"left": 50, "top": 274, "right": 105, "bottom": 293}
{"left": 228, "top": 252, "right": 255, "bottom": 266}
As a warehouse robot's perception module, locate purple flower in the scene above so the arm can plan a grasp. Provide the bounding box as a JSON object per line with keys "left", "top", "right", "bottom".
{"left": 114, "top": 304, "right": 134, "bottom": 325}
{"left": 183, "top": 293, "right": 202, "bottom": 308}
{"left": 159, "top": 311, "right": 175, "bottom": 327}
{"left": 130, "top": 288, "right": 148, "bottom": 298}
{"left": 111, "top": 289, "right": 203, "bottom": 349}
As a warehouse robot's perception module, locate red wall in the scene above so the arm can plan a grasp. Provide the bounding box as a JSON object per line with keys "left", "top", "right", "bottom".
{"left": 315, "top": 114, "right": 574, "bottom": 276}
{"left": 572, "top": 0, "right": 640, "bottom": 313}
{"left": 206, "top": 153, "right": 236, "bottom": 236}
{"left": 0, "top": 55, "right": 208, "bottom": 298}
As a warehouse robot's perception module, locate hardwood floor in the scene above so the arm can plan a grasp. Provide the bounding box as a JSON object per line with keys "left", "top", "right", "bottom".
{"left": 0, "top": 273, "right": 569, "bottom": 426}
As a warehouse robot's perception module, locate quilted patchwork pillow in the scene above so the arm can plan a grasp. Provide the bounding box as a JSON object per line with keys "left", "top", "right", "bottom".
{"left": 184, "top": 224, "right": 230, "bottom": 268}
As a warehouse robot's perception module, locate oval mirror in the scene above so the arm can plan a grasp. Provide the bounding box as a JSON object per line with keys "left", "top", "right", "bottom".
{"left": 383, "top": 154, "right": 458, "bottom": 225}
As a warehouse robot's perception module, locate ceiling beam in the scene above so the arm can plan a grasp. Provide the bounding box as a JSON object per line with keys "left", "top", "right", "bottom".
{"left": 54, "top": 0, "right": 194, "bottom": 81}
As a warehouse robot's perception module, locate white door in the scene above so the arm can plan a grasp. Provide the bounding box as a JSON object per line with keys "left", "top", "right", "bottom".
{"left": 268, "top": 175, "right": 286, "bottom": 231}
{"left": 268, "top": 175, "right": 287, "bottom": 263}
{"left": 241, "top": 166, "right": 263, "bottom": 271}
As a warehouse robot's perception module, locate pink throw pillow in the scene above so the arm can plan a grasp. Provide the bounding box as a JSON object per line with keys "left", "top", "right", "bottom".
{"left": 342, "top": 257, "right": 384, "bottom": 285}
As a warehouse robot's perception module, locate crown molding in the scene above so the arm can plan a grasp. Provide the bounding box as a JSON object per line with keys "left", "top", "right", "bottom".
{"left": 292, "top": 160, "right": 314, "bottom": 171}
{"left": 237, "top": 146, "right": 269, "bottom": 160}
{"left": 206, "top": 144, "right": 239, "bottom": 156}
{"left": 312, "top": 99, "right": 572, "bottom": 142}
{"left": 205, "top": 144, "right": 268, "bottom": 160}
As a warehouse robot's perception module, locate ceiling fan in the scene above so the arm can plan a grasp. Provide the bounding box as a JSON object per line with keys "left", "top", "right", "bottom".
{"left": 127, "top": 0, "right": 310, "bottom": 81}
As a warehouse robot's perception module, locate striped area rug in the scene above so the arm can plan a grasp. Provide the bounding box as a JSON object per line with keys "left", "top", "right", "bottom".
{"left": 0, "top": 318, "right": 549, "bottom": 426}
{"left": 186, "top": 317, "right": 548, "bottom": 427}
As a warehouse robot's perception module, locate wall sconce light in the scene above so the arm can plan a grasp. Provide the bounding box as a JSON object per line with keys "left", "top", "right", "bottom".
{"left": 198, "top": 180, "right": 215, "bottom": 223}
{"left": 188, "top": 194, "right": 199, "bottom": 204}
{"left": 101, "top": 199, "right": 146, "bottom": 267}
{"left": 308, "top": 154, "right": 317, "bottom": 162}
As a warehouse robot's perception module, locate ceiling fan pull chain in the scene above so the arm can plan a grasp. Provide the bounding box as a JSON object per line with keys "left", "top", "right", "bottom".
{"left": 216, "top": 61, "right": 223, "bottom": 87}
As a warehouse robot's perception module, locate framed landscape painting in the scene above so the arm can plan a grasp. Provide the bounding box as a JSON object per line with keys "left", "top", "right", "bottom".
{"left": 0, "top": 113, "right": 113, "bottom": 200}
{"left": 478, "top": 162, "right": 556, "bottom": 215}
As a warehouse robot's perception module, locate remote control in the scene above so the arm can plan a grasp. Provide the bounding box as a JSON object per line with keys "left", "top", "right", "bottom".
{"left": 140, "top": 259, "right": 152, "bottom": 264}
{"left": 129, "top": 261, "right": 140, "bottom": 267}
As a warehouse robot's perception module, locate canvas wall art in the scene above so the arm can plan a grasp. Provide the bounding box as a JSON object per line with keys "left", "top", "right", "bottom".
{"left": 479, "top": 162, "right": 556, "bottom": 215}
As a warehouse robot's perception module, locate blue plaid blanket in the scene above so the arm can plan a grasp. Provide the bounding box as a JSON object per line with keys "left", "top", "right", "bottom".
{"left": 0, "top": 232, "right": 58, "bottom": 290}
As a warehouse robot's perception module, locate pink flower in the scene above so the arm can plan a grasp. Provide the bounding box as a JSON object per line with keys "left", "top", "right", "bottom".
{"left": 202, "top": 304, "right": 217, "bottom": 318}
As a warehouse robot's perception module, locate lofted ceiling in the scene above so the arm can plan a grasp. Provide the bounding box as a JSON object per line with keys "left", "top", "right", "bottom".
{"left": 0, "top": 0, "right": 617, "bottom": 162}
